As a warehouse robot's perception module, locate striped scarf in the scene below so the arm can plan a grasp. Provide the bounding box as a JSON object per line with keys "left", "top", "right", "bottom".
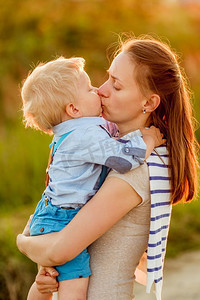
{"left": 145, "top": 145, "right": 172, "bottom": 300}
{"left": 100, "top": 120, "right": 172, "bottom": 299}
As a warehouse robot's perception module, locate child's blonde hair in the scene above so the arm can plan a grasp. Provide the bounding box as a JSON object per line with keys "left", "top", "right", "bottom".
{"left": 21, "top": 57, "right": 85, "bottom": 134}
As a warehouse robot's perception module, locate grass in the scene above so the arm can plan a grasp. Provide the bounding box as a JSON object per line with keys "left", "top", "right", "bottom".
{"left": 167, "top": 199, "right": 200, "bottom": 257}
{"left": 0, "top": 204, "right": 37, "bottom": 300}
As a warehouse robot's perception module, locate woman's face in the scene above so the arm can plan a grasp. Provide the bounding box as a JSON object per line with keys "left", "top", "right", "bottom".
{"left": 98, "top": 51, "right": 146, "bottom": 125}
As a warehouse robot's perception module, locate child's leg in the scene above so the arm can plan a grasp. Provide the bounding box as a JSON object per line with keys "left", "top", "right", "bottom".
{"left": 27, "top": 282, "right": 53, "bottom": 300}
{"left": 58, "top": 277, "right": 89, "bottom": 300}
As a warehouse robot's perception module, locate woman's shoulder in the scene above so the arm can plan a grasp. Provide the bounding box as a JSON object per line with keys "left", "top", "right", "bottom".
{"left": 108, "top": 161, "right": 149, "bottom": 180}
{"left": 107, "top": 162, "right": 150, "bottom": 204}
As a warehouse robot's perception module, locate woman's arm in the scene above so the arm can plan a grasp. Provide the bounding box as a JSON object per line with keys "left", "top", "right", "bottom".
{"left": 17, "top": 176, "right": 142, "bottom": 266}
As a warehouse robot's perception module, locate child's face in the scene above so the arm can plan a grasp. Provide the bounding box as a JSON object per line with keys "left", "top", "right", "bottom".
{"left": 76, "top": 71, "right": 102, "bottom": 117}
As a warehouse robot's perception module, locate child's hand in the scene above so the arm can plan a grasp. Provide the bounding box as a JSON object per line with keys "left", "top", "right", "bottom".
{"left": 36, "top": 266, "right": 59, "bottom": 294}
{"left": 140, "top": 126, "right": 166, "bottom": 148}
{"left": 22, "top": 214, "right": 33, "bottom": 236}
{"left": 140, "top": 126, "right": 166, "bottom": 159}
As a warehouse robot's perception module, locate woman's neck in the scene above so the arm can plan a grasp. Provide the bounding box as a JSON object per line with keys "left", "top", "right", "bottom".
{"left": 116, "top": 115, "right": 151, "bottom": 137}
{"left": 116, "top": 121, "right": 145, "bottom": 138}
{"left": 117, "top": 127, "right": 137, "bottom": 138}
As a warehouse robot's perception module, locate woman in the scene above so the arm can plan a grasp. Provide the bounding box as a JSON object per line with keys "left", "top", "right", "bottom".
{"left": 17, "top": 36, "right": 198, "bottom": 300}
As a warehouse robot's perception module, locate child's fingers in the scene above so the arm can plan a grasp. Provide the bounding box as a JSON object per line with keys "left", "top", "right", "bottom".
{"left": 39, "top": 266, "right": 59, "bottom": 277}
{"left": 45, "top": 268, "right": 59, "bottom": 277}
{"left": 161, "top": 139, "right": 167, "bottom": 145}
{"left": 36, "top": 267, "right": 59, "bottom": 294}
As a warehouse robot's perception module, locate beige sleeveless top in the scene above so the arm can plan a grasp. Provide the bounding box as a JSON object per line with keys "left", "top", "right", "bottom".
{"left": 107, "top": 162, "right": 150, "bottom": 204}
{"left": 87, "top": 163, "right": 151, "bottom": 300}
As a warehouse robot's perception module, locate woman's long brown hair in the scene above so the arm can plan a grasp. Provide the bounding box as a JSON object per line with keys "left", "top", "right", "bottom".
{"left": 121, "top": 37, "right": 199, "bottom": 204}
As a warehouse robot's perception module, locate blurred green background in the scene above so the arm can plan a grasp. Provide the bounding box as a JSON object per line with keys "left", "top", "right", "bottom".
{"left": 1, "top": 0, "right": 200, "bottom": 299}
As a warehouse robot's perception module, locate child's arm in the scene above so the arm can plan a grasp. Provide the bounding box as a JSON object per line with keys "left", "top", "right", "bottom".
{"left": 76, "top": 125, "right": 164, "bottom": 174}
{"left": 27, "top": 282, "right": 53, "bottom": 300}
{"left": 102, "top": 121, "right": 165, "bottom": 159}
{"left": 27, "top": 267, "right": 58, "bottom": 300}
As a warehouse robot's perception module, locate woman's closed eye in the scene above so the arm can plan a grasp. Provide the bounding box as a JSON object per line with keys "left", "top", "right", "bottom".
{"left": 111, "top": 78, "right": 122, "bottom": 91}
{"left": 113, "top": 84, "right": 121, "bottom": 91}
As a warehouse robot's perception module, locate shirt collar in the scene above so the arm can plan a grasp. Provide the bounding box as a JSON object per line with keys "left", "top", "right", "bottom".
{"left": 52, "top": 117, "right": 105, "bottom": 137}
{"left": 120, "top": 129, "right": 142, "bottom": 140}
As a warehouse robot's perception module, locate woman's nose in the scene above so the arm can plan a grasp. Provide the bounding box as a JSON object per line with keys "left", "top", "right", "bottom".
{"left": 98, "top": 82, "right": 109, "bottom": 98}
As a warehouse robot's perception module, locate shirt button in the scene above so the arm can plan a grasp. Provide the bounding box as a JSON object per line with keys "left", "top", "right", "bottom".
{"left": 45, "top": 197, "right": 48, "bottom": 206}
{"left": 124, "top": 147, "right": 130, "bottom": 153}
{"left": 40, "top": 227, "right": 44, "bottom": 232}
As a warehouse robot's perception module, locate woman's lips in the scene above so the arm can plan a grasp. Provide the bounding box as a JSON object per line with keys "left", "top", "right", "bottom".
{"left": 100, "top": 99, "right": 105, "bottom": 106}
{"left": 99, "top": 96, "right": 104, "bottom": 106}
{"left": 100, "top": 97, "right": 106, "bottom": 110}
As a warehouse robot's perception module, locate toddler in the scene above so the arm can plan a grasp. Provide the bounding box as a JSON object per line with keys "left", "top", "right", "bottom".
{"left": 21, "top": 57, "right": 163, "bottom": 300}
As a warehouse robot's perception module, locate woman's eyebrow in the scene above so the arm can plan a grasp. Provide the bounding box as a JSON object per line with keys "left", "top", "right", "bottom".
{"left": 106, "top": 70, "right": 122, "bottom": 83}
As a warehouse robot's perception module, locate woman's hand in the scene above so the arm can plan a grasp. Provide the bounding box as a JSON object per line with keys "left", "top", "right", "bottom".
{"left": 22, "top": 214, "right": 33, "bottom": 236}
{"left": 35, "top": 266, "right": 59, "bottom": 294}
{"left": 16, "top": 214, "right": 34, "bottom": 255}
{"left": 16, "top": 219, "right": 59, "bottom": 294}
{"left": 16, "top": 233, "right": 26, "bottom": 255}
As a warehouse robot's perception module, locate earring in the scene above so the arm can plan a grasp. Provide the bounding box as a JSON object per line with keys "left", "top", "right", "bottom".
{"left": 142, "top": 108, "right": 146, "bottom": 114}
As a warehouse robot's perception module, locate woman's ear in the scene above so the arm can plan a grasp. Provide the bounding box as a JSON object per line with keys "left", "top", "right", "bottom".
{"left": 65, "top": 103, "right": 83, "bottom": 118}
{"left": 143, "top": 94, "right": 160, "bottom": 113}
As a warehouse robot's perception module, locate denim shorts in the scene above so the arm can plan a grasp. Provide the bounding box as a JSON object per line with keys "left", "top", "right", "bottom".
{"left": 30, "top": 195, "right": 91, "bottom": 281}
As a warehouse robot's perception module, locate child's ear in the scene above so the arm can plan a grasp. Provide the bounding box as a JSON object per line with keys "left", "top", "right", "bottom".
{"left": 65, "top": 103, "right": 83, "bottom": 118}
{"left": 143, "top": 94, "right": 160, "bottom": 113}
